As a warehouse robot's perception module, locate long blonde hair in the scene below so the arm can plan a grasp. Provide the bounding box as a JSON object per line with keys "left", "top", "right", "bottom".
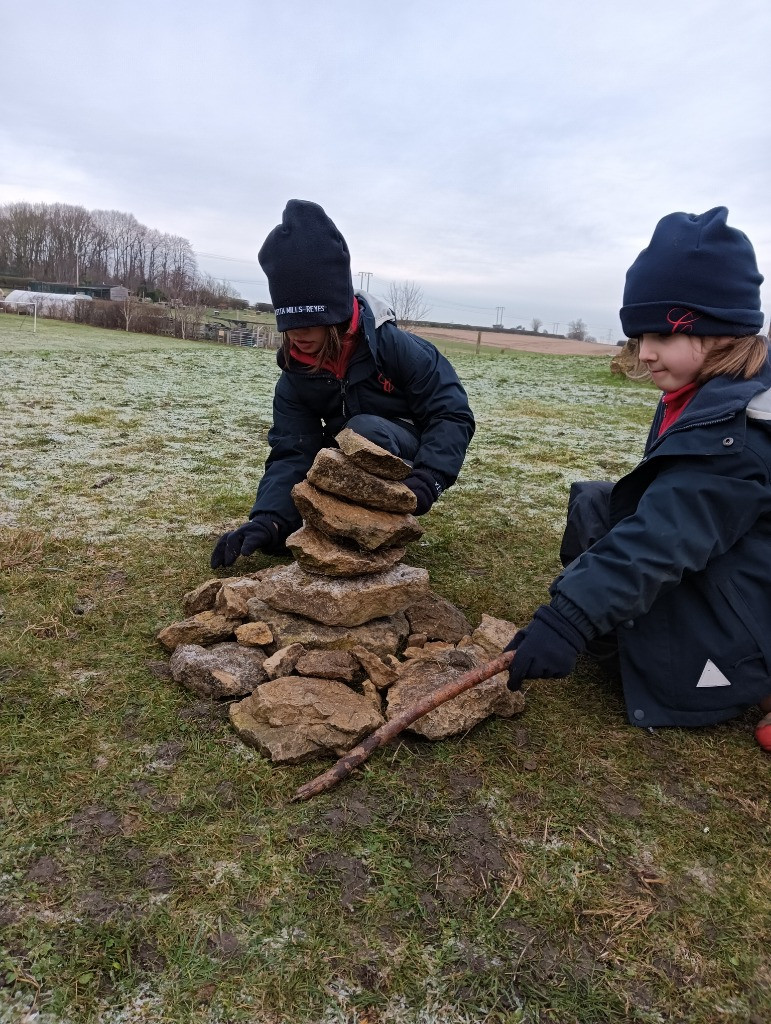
{"left": 697, "top": 334, "right": 769, "bottom": 384}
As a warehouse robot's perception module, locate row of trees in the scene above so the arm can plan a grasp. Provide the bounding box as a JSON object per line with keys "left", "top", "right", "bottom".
{"left": 0, "top": 201, "right": 243, "bottom": 307}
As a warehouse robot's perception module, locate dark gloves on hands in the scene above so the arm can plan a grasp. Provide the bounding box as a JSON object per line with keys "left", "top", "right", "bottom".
{"left": 403, "top": 468, "right": 445, "bottom": 516}
{"left": 505, "top": 603, "right": 588, "bottom": 691}
{"left": 210, "top": 518, "right": 278, "bottom": 569}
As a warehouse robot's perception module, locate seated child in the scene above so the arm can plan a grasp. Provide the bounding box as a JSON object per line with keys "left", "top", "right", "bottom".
{"left": 504, "top": 206, "right": 771, "bottom": 751}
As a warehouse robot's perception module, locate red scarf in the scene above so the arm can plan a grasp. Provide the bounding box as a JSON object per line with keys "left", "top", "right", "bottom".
{"left": 289, "top": 298, "right": 360, "bottom": 379}
{"left": 658, "top": 381, "right": 699, "bottom": 436}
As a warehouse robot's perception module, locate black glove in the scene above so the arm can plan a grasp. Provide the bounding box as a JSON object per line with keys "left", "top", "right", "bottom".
{"left": 403, "top": 469, "right": 445, "bottom": 516}
{"left": 505, "top": 603, "right": 588, "bottom": 691}
{"left": 210, "top": 518, "right": 277, "bottom": 569}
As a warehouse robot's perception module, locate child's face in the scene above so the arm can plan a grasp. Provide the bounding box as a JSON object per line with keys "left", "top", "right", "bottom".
{"left": 638, "top": 333, "right": 720, "bottom": 392}
{"left": 287, "top": 325, "right": 326, "bottom": 356}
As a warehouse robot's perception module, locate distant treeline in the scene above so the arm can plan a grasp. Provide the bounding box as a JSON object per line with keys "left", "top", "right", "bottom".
{"left": 420, "top": 319, "right": 566, "bottom": 338}
{"left": 0, "top": 201, "right": 244, "bottom": 308}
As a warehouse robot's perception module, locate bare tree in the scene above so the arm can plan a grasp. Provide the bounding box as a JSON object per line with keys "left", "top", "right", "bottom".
{"left": 530, "top": 317, "right": 543, "bottom": 333}
{"left": 387, "top": 281, "right": 430, "bottom": 330}
{"left": 567, "top": 318, "right": 588, "bottom": 341}
{"left": 121, "top": 296, "right": 138, "bottom": 332}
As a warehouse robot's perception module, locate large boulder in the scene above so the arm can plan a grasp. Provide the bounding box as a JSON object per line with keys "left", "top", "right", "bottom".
{"left": 246, "top": 599, "right": 410, "bottom": 659}
{"left": 254, "top": 562, "right": 430, "bottom": 627}
{"left": 385, "top": 647, "right": 524, "bottom": 740}
{"left": 404, "top": 593, "right": 473, "bottom": 643}
{"left": 169, "top": 642, "right": 268, "bottom": 698}
{"left": 230, "top": 676, "right": 385, "bottom": 764}
{"left": 292, "top": 481, "right": 422, "bottom": 552}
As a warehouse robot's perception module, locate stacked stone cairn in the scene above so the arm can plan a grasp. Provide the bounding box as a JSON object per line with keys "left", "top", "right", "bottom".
{"left": 157, "top": 429, "right": 524, "bottom": 764}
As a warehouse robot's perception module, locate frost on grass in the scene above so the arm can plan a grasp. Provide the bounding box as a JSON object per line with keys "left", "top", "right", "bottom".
{"left": 1, "top": 322, "right": 655, "bottom": 546}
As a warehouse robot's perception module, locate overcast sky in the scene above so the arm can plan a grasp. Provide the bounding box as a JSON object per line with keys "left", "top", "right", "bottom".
{"left": 2, "top": 0, "right": 770, "bottom": 340}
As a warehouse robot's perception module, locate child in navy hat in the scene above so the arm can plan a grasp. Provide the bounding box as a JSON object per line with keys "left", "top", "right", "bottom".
{"left": 502, "top": 207, "right": 771, "bottom": 752}
{"left": 211, "top": 200, "right": 475, "bottom": 568}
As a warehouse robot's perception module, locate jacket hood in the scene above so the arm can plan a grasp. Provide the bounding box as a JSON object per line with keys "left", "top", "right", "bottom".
{"left": 356, "top": 291, "right": 396, "bottom": 329}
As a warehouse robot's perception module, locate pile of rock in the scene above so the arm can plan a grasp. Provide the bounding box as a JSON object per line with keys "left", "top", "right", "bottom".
{"left": 157, "top": 429, "right": 524, "bottom": 764}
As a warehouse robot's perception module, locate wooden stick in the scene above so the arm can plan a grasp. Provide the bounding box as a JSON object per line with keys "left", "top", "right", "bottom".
{"left": 290, "top": 649, "right": 515, "bottom": 803}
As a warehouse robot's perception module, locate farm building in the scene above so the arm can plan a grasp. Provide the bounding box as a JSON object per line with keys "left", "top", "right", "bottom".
{"left": 2, "top": 289, "right": 93, "bottom": 313}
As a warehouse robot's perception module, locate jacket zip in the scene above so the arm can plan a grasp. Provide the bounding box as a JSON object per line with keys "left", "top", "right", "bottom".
{"left": 340, "top": 378, "right": 348, "bottom": 418}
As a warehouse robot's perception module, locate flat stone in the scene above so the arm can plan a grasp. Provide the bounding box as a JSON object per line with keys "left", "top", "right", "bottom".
{"left": 157, "top": 610, "right": 238, "bottom": 652}
{"left": 263, "top": 643, "right": 306, "bottom": 679}
{"left": 350, "top": 645, "right": 399, "bottom": 690}
{"left": 385, "top": 647, "right": 524, "bottom": 740}
{"left": 255, "top": 562, "right": 429, "bottom": 627}
{"left": 246, "top": 599, "right": 409, "bottom": 659}
{"left": 182, "top": 578, "right": 223, "bottom": 616}
{"left": 335, "top": 428, "right": 411, "bottom": 480}
{"left": 292, "top": 481, "right": 423, "bottom": 552}
{"left": 234, "top": 621, "right": 274, "bottom": 647}
{"left": 404, "top": 593, "right": 472, "bottom": 643}
{"left": 295, "top": 650, "right": 359, "bottom": 683}
{"left": 308, "top": 447, "right": 417, "bottom": 512}
{"left": 214, "top": 578, "right": 265, "bottom": 619}
{"left": 471, "top": 613, "right": 519, "bottom": 657}
{"left": 286, "top": 524, "right": 405, "bottom": 577}
{"left": 170, "top": 642, "right": 268, "bottom": 698}
{"left": 229, "top": 677, "right": 385, "bottom": 764}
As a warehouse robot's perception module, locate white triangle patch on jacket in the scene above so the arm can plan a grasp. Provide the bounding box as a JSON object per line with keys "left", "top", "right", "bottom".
{"left": 696, "top": 660, "right": 732, "bottom": 688}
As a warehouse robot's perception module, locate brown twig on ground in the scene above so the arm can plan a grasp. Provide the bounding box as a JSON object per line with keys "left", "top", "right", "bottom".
{"left": 290, "top": 650, "right": 515, "bottom": 802}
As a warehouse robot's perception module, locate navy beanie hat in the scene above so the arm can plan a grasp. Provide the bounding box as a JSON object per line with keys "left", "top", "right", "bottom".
{"left": 620, "top": 206, "right": 764, "bottom": 338}
{"left": 258, "top": 200, "right": 354, "bottom": 333}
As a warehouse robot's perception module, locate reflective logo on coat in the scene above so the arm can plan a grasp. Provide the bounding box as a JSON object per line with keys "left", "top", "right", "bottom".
{"left": 695, "top": 659, "right": 732, "bottom": 688}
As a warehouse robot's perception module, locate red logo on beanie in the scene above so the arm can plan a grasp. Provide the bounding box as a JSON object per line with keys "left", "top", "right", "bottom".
{"left": 378, "top": 373, "right": 394, "bottom": 393}
{"left": 666, "top": 308, "right": 701, "bottom": 333}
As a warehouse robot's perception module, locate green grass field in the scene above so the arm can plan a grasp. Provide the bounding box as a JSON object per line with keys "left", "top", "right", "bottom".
{"left": 1, "top": 313, "right": 769, "bottom": 1024}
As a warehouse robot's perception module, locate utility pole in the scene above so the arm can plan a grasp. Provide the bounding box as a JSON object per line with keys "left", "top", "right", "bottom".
{"left": 494, "top": 306, "right": 505, "bottom": 327}
{"left": 75, "top": 250, "right": 80, "bottom": 287}
{"left": 357, "top": 271, "right": 372, "bottom": 291}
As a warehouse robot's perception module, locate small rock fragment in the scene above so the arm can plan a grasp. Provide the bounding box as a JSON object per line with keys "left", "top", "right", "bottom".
{"left": 235, "top": 621, "right": 274, "bottom": 647}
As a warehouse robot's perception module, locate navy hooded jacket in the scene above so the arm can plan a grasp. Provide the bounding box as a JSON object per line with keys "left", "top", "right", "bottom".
{"left": 249, "top": 293, "right": 475, "bottom": 544}
{"left": 552, "top": 354, "right": 771, "bottom": 727}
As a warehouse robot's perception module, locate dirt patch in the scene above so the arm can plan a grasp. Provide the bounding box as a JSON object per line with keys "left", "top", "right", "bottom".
{"left": 304, "top": 851, "right": 370, "bottom": 910}
{"left": 25, "top": 855, "right": 66, "bottom": 886}
{"left": 177, "top": 700, "right": 231, "bottom": 732}
{"left": 597, "top": 786, "right": 643, "bottom": 819}
{"left": 421, "top": 326, "right": 616, "bottom": 357}
{"left": 129, "top": 781, "right": 180, "bottom": 813}
{"left": 141, "top": 858, "right": 177, "bottom": 893}
{"left": 70, "top": 804, "right": 124, "bottom": 843}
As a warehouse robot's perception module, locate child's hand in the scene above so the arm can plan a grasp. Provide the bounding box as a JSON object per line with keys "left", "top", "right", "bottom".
{"left": 403, "top": 469, "right": 444, "bottom": 515}
{"left": 210, "top": 518, "right": 276, "bottom": 568}
{"left": 505, "top": 604, "right": 587, "bottom": 691}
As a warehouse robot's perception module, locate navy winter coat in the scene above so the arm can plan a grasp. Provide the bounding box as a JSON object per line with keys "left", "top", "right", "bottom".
{"left": 552, "top": 356, "right": 771, "bottom": 727}
{"left": 249, "top": 293, "right": 475, "bottom": 541}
